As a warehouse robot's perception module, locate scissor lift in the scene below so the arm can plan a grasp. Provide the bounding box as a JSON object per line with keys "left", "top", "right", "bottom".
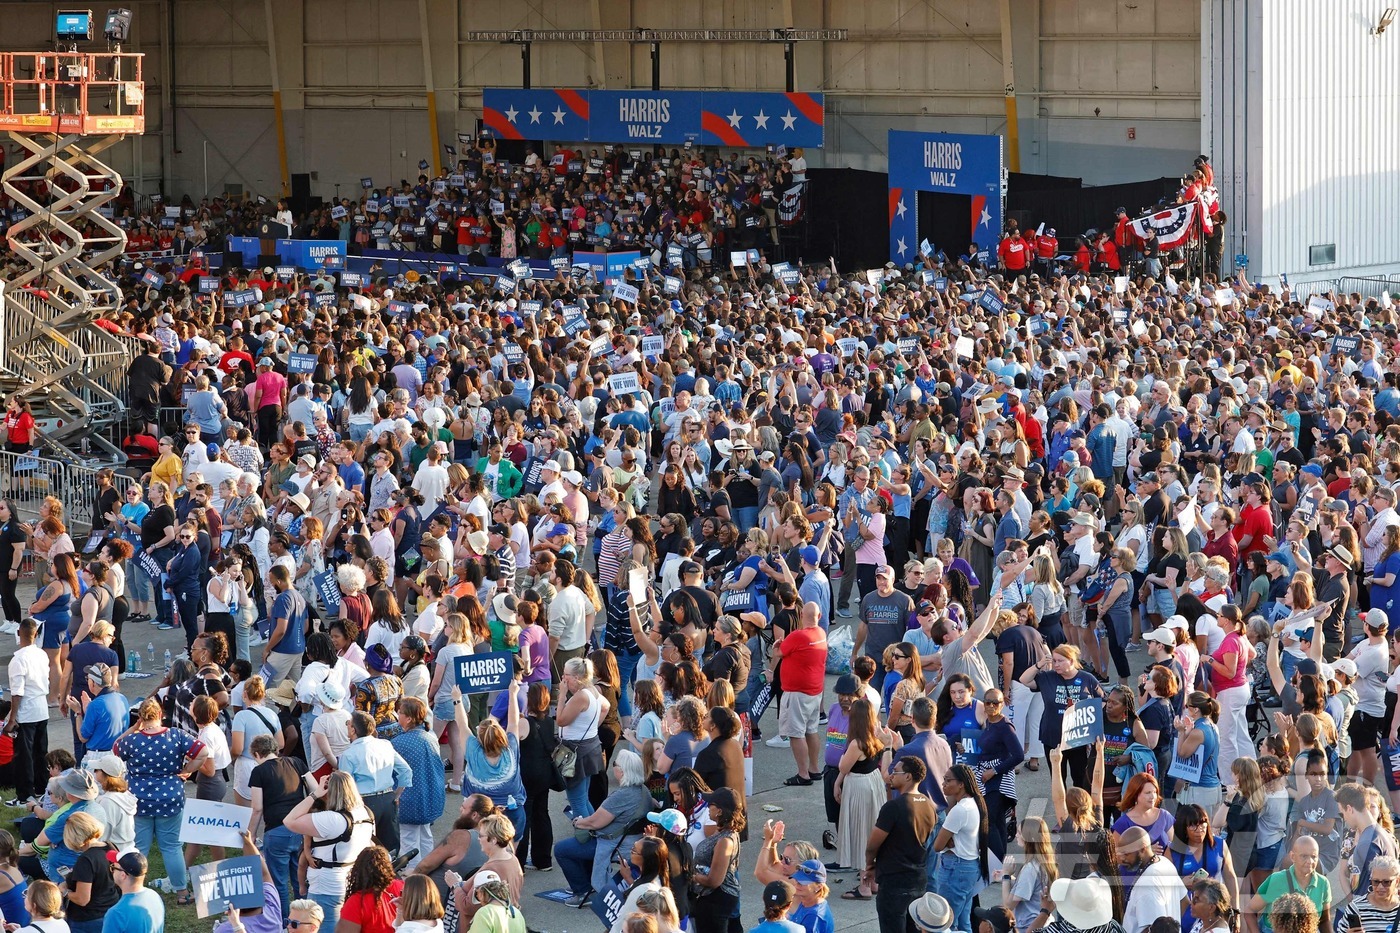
{"left": 0, "top": 51, "right": 145, "bottom": 461}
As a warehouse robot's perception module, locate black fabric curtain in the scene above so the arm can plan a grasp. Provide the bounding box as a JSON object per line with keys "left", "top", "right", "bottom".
{"left": 1007, "top": 176, "right": 1179, "bottom": 243}
{"left": 804, "top": 168, "right": 891, "bottom": 271}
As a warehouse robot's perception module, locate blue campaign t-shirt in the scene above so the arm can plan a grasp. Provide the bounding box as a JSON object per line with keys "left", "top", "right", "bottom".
{"left": 102, "top": 888, "right": 166, "bottom": 933}
{"left": 271, "top": 589, "right": 307, "bottom": 655}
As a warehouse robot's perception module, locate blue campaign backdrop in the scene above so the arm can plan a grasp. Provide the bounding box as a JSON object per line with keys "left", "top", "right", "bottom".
{"left": 482, "top": 88, "right": 825, "bottom": 148}
{"left": 572, "top": 250, "right": 642, "bottom": 284}
{"left": 227, "top": 237, "right": 345, "bottom": 269}
{"left": 887, "top": 130, "right": 1004, "bottom": 265}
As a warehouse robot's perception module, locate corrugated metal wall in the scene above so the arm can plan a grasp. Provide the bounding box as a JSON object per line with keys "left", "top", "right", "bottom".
{"left": 1204, "top": 0, "right": 1400, "bottom": 282}
{"left": 0, "top": 0, "right": 1203, "bottom": 201}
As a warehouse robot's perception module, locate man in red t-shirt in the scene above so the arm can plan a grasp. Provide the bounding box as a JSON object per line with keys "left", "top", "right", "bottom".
{"left": 997, "top": 231, "right": 1029, "bottom": 272}
{"left": 455, "top": 214, "right": 474, "bottom": 255}
{"left": 773, "top": 602, "right": 829, "bottom": 785}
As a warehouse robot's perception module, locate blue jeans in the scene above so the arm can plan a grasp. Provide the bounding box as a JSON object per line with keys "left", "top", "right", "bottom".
{"left": 554, "top": 833, "right": 598, "bottom": 895}
{"left": 68, "top": 921, "right": 103, "bottom": 933}
{"left": 348, "top": 423, "right": 371, "bottom": 443}
{"left": 264, "top": 824, "right": 302, "bottom": 918}
{"left": 309, "top": 892, "right": 344, "bottom": 932}
{"left": 564, "top": 774, "right": 594, "bottom": 819}
{"left": 234, "top": 606, "right": 255, "bottom": 664}
{"left": 300, "top": 711, "right": 318, "bottom": 763}
{"left": 615, "top": 651, "right": 641, "bottom": 717}
{"left": 734, "top": 506, "right": 760, "bottom": 534}
{"left": 69, "top": 710, "right": 86, "bottom": 760}
{"left": 135, "top": 812, "right": 187, "bottom": 892}
{"left": 931, "top": 852, "right": 981, "bottom": 933}
{"left": 505, "top": 800, "right": 525, "bottom": 842}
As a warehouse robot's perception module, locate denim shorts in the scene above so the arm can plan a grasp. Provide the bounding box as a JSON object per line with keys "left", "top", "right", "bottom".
{"left": 1149, "top": 587, "right": 1177, "bottom": 618}
{"left": 433, "top": 697, "right": 457, "bottom": 723}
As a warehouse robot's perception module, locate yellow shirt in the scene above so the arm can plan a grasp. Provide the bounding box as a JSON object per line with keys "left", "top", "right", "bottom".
{"left": 151, "top": 452, "right": 183, "bottom": 492}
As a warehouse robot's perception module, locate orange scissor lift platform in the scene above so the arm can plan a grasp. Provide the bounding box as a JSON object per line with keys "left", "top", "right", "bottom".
{"left": 0, "top": 51, "right": 144, "bottom": 135}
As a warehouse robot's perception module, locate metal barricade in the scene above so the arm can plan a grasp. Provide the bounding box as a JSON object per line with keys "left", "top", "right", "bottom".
{"left": 0, "top": 447, "right": 136, "bottom": 531}
{"left": 1333, "top": 276, "right": 1400, "bottom": 299}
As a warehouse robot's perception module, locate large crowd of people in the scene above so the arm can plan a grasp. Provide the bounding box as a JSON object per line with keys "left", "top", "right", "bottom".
{"left": 0, "top": 139, "right": 1390, "bottom": 933}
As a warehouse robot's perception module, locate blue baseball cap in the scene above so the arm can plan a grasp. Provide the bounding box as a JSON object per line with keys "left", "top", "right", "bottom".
{"left": 798, "top": 545, "right": 820, "bottom": 566}
{"left": 1301, "top": 463, "right": 1323, "bottom": 477}
{"left": 792, "top": 859, "right": 827, "bottom": 884}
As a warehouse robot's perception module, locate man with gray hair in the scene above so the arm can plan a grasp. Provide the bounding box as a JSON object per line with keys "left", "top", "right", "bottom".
{"left": 339, "top": 711, "right": 413, "bottom": 856}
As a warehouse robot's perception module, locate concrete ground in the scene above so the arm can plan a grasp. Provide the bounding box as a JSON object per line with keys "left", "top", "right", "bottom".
{"left": 13, "top": 577, "right": 1056, "bottom": 933}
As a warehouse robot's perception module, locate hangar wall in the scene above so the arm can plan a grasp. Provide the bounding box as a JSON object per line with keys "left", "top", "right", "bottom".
{"left": 1203, "top": 0, "right": 1400, "bottom": 284}
{"left": 0, "top": 0, "right": 1201, "bottom": 205}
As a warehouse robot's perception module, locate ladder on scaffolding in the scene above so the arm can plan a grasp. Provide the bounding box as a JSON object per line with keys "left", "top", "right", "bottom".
{"left": 0, "top": 51, "right": 146, "bottom": 462}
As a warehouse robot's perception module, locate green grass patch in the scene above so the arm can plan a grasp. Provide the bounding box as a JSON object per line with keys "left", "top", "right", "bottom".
{"left": 0, "top": 802, "right": 230, "bottom": 933}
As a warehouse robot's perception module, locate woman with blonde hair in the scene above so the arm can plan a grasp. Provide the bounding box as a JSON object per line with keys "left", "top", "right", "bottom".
{"left": 283, "top": 770, "right": 375, "bottom": 930}
{"left": 19, "top": 880, "right": 65, "bottom": 933}
{"left": 1003, "top": 816, "right": 1059, "bottom": 932}
{"left": 449, "top": 812, "right": 522, "bottom": 928}
{"left": 59, "top": 812, "right": 116, "bottom": 933}
{"left": 557, "top": 656, "right": 609, "bottom": 819}
{"left": 428, "top": 613, "right": 476, "bottom": 792}
{"left": 633, "top": 887, "right": 681, "bottom": 933}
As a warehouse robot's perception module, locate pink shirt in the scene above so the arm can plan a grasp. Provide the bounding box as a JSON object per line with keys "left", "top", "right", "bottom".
{"left": 856, "top": 512, "right": 887, "bottom": 566}
{"left": 254, "top": 370, "right": 287, "bottom": 409}
{"left": 1209, "top": 630, "right": 1251, "bottom": 692}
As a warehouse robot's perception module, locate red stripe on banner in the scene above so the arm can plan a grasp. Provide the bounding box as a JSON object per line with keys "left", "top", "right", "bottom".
{"left": 702, "top": 112, "right": 748, "bottom": 147}
{"left": 970, "top": 195, "right": 986, "bottom": 239}
{"left": 482, "top": 108, "right": 524, "bottom": 140}
{"left": 555, "top": 89, "right": 590, "bottom": 121}
{"left": 889, "top": 188, "right": 903, "bottom": 227}
{"left": 784, "top": 92, "right": 823, "bottom": 124}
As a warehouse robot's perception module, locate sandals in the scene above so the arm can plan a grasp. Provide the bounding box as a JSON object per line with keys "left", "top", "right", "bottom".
{"left": 175, "top": 892, "right": 195, "bottom": 906}
{"left": 783, "top": 775, "right": 813, "bottom": 787}
{"left": 841, "top": 889, "right": 872, "bottom": 900}
{"left": 1025, "top": 758, "right": 1040, "bottom": 772}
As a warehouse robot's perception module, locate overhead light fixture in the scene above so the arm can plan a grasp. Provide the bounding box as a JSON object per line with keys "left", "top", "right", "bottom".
{"left": 1374, "top": 7, "right": 1397, "bottom": 34}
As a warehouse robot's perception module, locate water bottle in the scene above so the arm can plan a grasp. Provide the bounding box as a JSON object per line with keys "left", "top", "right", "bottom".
{"left": 124, "top": 653, "right": 133, "bottom": 674}
{"left": 132, "top": 651, "right": 142, "bottom": 673}
{"left": 506, "top": 794, "right": 517, "bottom": 811}
{"left": 163, "top": 648, "right": 172, "bottom": 672}
{"left": 147, "top": 641, "right": 155, "bottom": 659}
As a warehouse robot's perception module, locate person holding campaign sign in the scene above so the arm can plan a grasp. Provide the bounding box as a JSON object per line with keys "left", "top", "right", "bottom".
{"left": 1020, "top": 645, "right": 1105, "bottom": 791}
{"left": 460, "top": 679, "right": 528, "bottom": 840}
{"left": 1171, "top": 691, "right": 1224, "bottom": 810}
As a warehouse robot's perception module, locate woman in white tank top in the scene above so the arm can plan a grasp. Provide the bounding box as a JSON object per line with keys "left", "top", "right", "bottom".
{"left": 556, "top": 657, "right": 610, "bottom": 819}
